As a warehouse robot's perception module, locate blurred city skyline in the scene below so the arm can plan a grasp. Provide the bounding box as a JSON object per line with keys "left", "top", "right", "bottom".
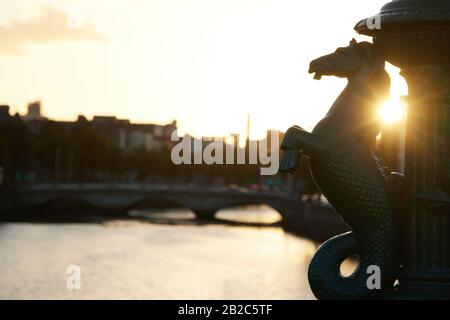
{"left": 0, "top": 0, "right": 407, "bottom": 140}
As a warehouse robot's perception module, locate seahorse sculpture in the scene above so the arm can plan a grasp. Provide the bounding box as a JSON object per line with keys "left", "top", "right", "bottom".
{"left": 279, "top": 40, "right": 401, "bottom": 299}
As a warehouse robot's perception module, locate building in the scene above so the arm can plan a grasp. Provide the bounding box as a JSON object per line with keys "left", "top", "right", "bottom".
{"left": 16, "top": 100, "right": 177, "bottom": 152}
{"left": 90, "top": 116, "right": 177, "bottom": 152}
{"left": 0, "top": 105, "right": 11, "bottom": 121}
{"left": 23, "top": 101, "right": 47, "bottom": 121}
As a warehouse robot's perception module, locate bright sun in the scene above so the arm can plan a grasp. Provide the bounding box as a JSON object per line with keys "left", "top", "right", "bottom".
{"left": 378, "top": 63, "right": 409, "bottom": 125}
{"left": 379, "top": 100, "right": 405, "bottom": 124}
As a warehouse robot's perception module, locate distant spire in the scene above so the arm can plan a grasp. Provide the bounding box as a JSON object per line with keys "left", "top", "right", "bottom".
{"left": 246, "top": 113, "right": 250, "bottom": 147}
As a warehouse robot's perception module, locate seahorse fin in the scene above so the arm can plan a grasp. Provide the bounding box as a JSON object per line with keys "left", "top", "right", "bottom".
{"left": 389, "top": 172, "right": 405, "bottom": 198}
{"left": 279, "top": 149, "right": 300, "bottom": 173}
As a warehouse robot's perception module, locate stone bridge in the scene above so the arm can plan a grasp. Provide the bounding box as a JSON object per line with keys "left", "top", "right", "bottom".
{"left": 0, "top": 183, "right": 309, "bottom": 220}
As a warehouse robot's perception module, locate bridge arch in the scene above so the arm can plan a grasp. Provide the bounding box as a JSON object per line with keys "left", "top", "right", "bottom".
{"left": 124, "top": 197, "right": 196, "bottom": 218}
{"left": 38, "top": 197, "right": 96, "bottom": 210}
{"left": 34, "top": 196, "right": 99, "bottom": 220}
{"left": 7, "top": 185, "right": 306, "bottom": 224}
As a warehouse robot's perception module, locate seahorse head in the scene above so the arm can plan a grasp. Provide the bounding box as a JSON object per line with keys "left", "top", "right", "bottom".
{"left": 308, "top": 39, "right": 385, "bottom": 81}
{"left": 308, "top": 40, "right": 391, "bottom": 142}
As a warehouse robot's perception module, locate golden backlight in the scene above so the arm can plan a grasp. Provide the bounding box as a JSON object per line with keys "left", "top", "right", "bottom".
{"left": 378, "top": 63, "right": 408, "bottom": 125}
{"left": 379, "top": 100, "right": 404, "bottom": 124}
{"left": 0, "top": 0, "right": 408, "bottom": 139}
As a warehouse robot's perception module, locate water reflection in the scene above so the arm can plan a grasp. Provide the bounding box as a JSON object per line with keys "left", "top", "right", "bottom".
{"left": 216, "top": 206, "right": 282, "bottom": 224}
{"left": 128, "top": 205, "right": 281, "bottom": 228}
{"left": 0, "top": 206, "right": 355, "bottom": 299}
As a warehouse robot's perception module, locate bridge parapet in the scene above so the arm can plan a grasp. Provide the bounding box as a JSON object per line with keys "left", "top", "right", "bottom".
{"left": 0, "top": 183, "right": 304, "bottom": 219}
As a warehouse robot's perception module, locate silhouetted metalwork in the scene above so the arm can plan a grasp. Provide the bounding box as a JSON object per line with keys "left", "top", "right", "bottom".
{"left": 279, "top": 40, "right": 401, "bottom": 299}
{"left": 355, "top": 0, "right": 450, "bottom": 299}
{"left": 279, "top": 0, "right": 450, "bottom": 299}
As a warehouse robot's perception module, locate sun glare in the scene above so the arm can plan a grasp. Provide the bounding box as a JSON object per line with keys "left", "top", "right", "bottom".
{"left": 379, "top": 100, "right": 404, "bottom": 124}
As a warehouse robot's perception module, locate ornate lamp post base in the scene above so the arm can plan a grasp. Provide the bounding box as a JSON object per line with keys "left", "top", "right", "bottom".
{"left": 356, "top": 0, "right": 450, "bottom": 299}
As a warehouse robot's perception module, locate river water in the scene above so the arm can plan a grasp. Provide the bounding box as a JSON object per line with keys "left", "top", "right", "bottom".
{"left": 0, "top": 206, "right": 354, "bottom": 300}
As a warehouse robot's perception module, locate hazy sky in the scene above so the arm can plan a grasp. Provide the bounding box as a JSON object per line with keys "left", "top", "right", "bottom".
{"left": 0, "top": 0, "right": 407, "bottom": 139}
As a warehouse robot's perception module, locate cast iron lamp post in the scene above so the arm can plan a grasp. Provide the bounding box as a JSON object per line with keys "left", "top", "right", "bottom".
{"left": 356, "top": 0, "right": 450, "bottom": 298}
